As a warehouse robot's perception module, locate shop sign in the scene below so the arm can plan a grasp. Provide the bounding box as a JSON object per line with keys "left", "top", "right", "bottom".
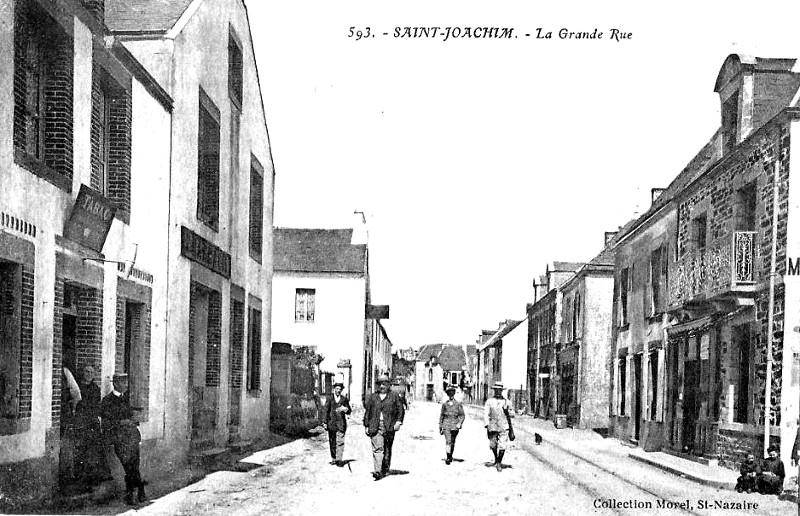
{"left": 366, "top": 304, "right": 390, "bottom": 319}
{"left": 63, "top": 185, "right": 117, "bottom": 253}
{"left": 180, "top": 226, "right": 231, "bottom": 278}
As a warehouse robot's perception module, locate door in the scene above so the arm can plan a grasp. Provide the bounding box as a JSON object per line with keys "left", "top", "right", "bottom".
{"left": 426, "top": 384, "right": 434, "bottom": 401}
{"left": 682, "top": 360, "right": 701, "bottom": 452}
{"left": 633, "top": 354, "right": 642, "bottom": 440}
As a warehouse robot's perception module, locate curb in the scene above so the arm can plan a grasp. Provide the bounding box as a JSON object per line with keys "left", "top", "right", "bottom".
{"left": 628, "top": 452, "right": 736, "bottom": 490}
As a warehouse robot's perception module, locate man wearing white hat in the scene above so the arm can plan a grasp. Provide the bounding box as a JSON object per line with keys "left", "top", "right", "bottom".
{"left": 484, "top": 382, "right": 515, "bottom": 472}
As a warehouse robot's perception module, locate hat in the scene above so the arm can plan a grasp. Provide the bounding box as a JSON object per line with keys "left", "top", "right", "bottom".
{"left": 445, "top": 384, "right": 457, "bottom": 392}
{"left": 767, "top": 444, "right": 780, "bottom": 453}
{"left": 113, "top": 373, "right": 129, "bottom": 380}
{"left": 392, "top": 377, "right": 402, "bottom": 385}
{"left": 333, "top": 381, "right": 344, "bottom": 388}
{"left": 376, "top": 374, "right": 390, "bottom": 384}
{"left": 492, "top": 382, "right": 504, "bottom": 390}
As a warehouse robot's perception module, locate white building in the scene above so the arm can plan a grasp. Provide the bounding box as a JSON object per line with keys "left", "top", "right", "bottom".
{"left": 272, "top": 227, "right": 390, "bottom": 406}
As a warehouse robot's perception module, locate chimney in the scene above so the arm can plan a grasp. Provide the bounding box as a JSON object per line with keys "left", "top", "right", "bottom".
{"left": 81, "top": 0, "right": 105, "bottom": 26}
{"left": 351, "top": 210, "right": 368, "bottom": 245}
{"left": 651, "top": 188, "right": 666, "bottom": 206}
{"left": 604, "top": 231, "right": 618, "bottom": 246}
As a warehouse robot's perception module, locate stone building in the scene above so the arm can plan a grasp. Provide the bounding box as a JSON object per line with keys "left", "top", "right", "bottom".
{"left": 527, "top": 262, "right": 581, "bottom": 419}
{"left": 664, "top": 55, "right": 800, "bottom": 469}
{"left": 0, "top": 0, "right": 276, "bottom": 505}
{"left": 271, "top": 227, "right": 391, "bottom": 407}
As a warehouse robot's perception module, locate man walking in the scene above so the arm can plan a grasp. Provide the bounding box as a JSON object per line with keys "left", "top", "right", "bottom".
{"left": 364, "top": 375, "right": 405, "bottom": 480}
{"left": 439, "top": 384, "right": 465, "bottom": 465}
{"left": 323, "top": 381, "right": 351, "bottom": 466}
{"left": 101, "top": 373, "right": 146, "bottom": 505}
{"left": 484, "top": 382, "right": 515, "bottom": 472}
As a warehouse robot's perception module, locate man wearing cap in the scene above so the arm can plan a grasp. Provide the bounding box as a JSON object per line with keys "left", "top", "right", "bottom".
{"left": 364, "top": 374, "right": 405, "bottom": 480}
{"left": 101, "top": 373, "right": 146, "bottom": 505}
{"left": 323, "top": 381, "right": 351, "bottom": 466}
{"left": 484, "top": 382, "right": 515, "bottom": 472}
{"left": 439, "top": 384, "right": 465, "bottom": 465}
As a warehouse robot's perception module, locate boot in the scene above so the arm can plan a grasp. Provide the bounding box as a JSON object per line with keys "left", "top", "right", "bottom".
{"left": 496, "top": 450, "right": 505, "bottom": 472}
{"left": 445, "top": 452, "right": 452, "bottom": 465}
{"left": 137, "top": 484, "right": 147, "bottom": 503}
{"left": 485, "top": 448, "right": 497, "bottom": 467}
{"left": 124, "top": 488, "right": 135, "bottom": 506}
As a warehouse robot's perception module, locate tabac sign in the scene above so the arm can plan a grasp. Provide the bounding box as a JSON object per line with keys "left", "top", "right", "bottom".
{"left": 64, "top": 185, "right": 117, "bottom": 253}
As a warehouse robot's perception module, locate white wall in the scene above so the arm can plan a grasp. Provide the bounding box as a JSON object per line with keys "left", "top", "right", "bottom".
{"left": 502, "top": 322, "right": 528, "bottom": 392}
{"left": 272, "top": 272, "right": 366, "bottom": 401}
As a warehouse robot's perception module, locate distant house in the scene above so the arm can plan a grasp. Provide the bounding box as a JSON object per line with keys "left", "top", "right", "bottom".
{"left": 477, "top": 318, "right": 529, "bottom": 407}
{"left": 272, "top": 227, "right": 391, "bottom": 407}
{"left": 415, "top": 344, "right": 469, "bottom": 402}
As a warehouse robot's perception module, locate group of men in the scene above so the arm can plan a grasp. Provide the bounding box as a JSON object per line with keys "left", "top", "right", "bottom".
{"left": 322, "top": 376, "right": 514, "bottom": 479}
{"left": 61, "top": 367, "right": 146, "bottom": 506}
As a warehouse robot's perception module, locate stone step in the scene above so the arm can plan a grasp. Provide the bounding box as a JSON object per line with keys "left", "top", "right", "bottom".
{"left": 227, "top": 440, "right": 252, "bottom": 453}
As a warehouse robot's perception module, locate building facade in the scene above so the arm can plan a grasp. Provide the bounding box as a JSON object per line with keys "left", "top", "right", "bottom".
{"left": 557, "top": 248, "right": 615, "bottom": 430}
{"left": 0, "top": 0, "right": 276, "bottom": 505}
{"left": 414, "top": 344, "right": 468, "bottom": 402}
{"left": 664, "top": 55, "right": 800, "bottom": 469}
{"left": 477, "top": 318, "right": 528, "bottom": 408}
{"left": 271, "top": 227, "right": 390, "bottom": 407}
{"left": 107, "top": 0, "right": 276, "bottom": 468}
{"left": 527, "top": 262, "right": 581, "bottom": 419}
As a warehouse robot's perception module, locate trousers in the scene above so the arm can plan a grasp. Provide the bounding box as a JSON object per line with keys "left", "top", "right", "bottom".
{"left": 328, "top": 429, "right": 345, "bottom": 461}
{"left": 370, "top": 427, "right": 395, "bottom": 474}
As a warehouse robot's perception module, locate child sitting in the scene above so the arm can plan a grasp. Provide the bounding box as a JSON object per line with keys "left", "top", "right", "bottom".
{"left": 735, "top": 452, "right": 760, "bottom": 493}
{"left": 757, "top": 444, "right": 786, "bottom": 495}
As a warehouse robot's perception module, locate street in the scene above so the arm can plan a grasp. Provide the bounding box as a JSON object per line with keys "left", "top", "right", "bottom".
{"left": 123, "top": 401, "right": 794, "bottom": 516}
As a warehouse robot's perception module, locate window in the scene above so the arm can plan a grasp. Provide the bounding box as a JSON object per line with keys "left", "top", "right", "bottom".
{"left": 572, "top": 294, "right": 580, "bottom": 341}
{"left": 620, "top": 267, "right": 630, "bottom": 325}
{"left": 0, "top": 261, "right": 22, "bottom": 422}
{"left": 91, "top": 68, "right": 132, "bottom": 219}
{"left": 246, "top": 307, "right": 261, "bottom": 392}
{"left": 13, "top": 0, "right": 74, "bottom": 190}
{"left": 722, "top": 91, "right": 739, "bottom": 154}
{"left": 197, "top": 90, "right": 220, "bottom": 230}
{"left": 618, "top": 358, "right": 627, "bottom": 416}
{"left": 249, "top": 156, "right": 264, "bottom": 262}
{"left": 117, "top": 298, "right": 150, "bottom": 420}
{"left": 450, "top": 372, "right": 458, "bottom": 386}
{"left": 692, "top": 213, "right": 708, "bottom": 251}
{"left": 228, "top": 30, "right": 243, "bottom": 108}
{"left": 428, "top": 368, "right": 433, "bottom": 382}
{"left": 735, "top": 182, "right": 757, "bottom": 232}
{"left": 295, "top": 288, "right": 315, "bottom": 322}
{"left": 649, "top": 248, "right": 664, "bottom": 316}
{"left": 649, "top": 351, "right": 658, "bottom": 421}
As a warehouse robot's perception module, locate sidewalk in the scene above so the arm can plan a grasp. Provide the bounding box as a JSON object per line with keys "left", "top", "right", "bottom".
{"left": 467, "top": 405, "right": 799, "bottom": 503}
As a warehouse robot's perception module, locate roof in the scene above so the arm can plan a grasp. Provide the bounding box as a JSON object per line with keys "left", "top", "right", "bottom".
{"left": 273, "top": 228, "right": 367, "bottom": 274}
{"left": 106, "top": 0, "right": 195, "bottom": 33}
{"left": 416, "top": 344, "right": 445, "bottom": 363}
{"left": 479, "top": 319, "right": 525, "bottom": 351}
{"left": 614, "top": 130, "right": 721, "bottom": 245}
{"left": 416, "top": 344, "right": 468, "bottom": 371}
{"left": 550, "top": 261, "right": 583, "bottom": 272}
{"left": 438, "top": 346, "right": 467, "bottom": 371}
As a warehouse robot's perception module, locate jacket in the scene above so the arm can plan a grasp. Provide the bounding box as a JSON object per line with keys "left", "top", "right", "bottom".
{"left": 324, "top": 393, "right": 351, "bottom": 432}
{"left": 363, "top": 391, "right": 405, "bottom": 436}
{"left": 439, "top": 399, "right": 465, "bottom": 431}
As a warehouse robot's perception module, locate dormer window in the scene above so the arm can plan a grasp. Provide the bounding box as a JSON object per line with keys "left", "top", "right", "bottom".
{"left": 722, "top": 90, "right": 739, "bottom": 154}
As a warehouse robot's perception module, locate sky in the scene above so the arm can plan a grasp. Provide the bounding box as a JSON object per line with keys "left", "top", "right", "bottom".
{"left": 247, "top": 0, "right": 800, "bottom": 352}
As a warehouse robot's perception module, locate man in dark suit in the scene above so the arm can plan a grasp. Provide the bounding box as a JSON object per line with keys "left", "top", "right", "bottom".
{"left": 323, "top": 381, "right": 351, "bottom": 466}
{"left": 101, "top": 374, "right": 145, "bottom": 505}
{"left": 363, "top": 374, "right": 405, "bottom": 480}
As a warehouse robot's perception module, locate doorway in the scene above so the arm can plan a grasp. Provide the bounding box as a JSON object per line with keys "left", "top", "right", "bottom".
{"left": 682, "top": 360, "right": 701, "bottom": 452}
{"left": 633, "top": 354, "right": 642, "bottom": 441}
